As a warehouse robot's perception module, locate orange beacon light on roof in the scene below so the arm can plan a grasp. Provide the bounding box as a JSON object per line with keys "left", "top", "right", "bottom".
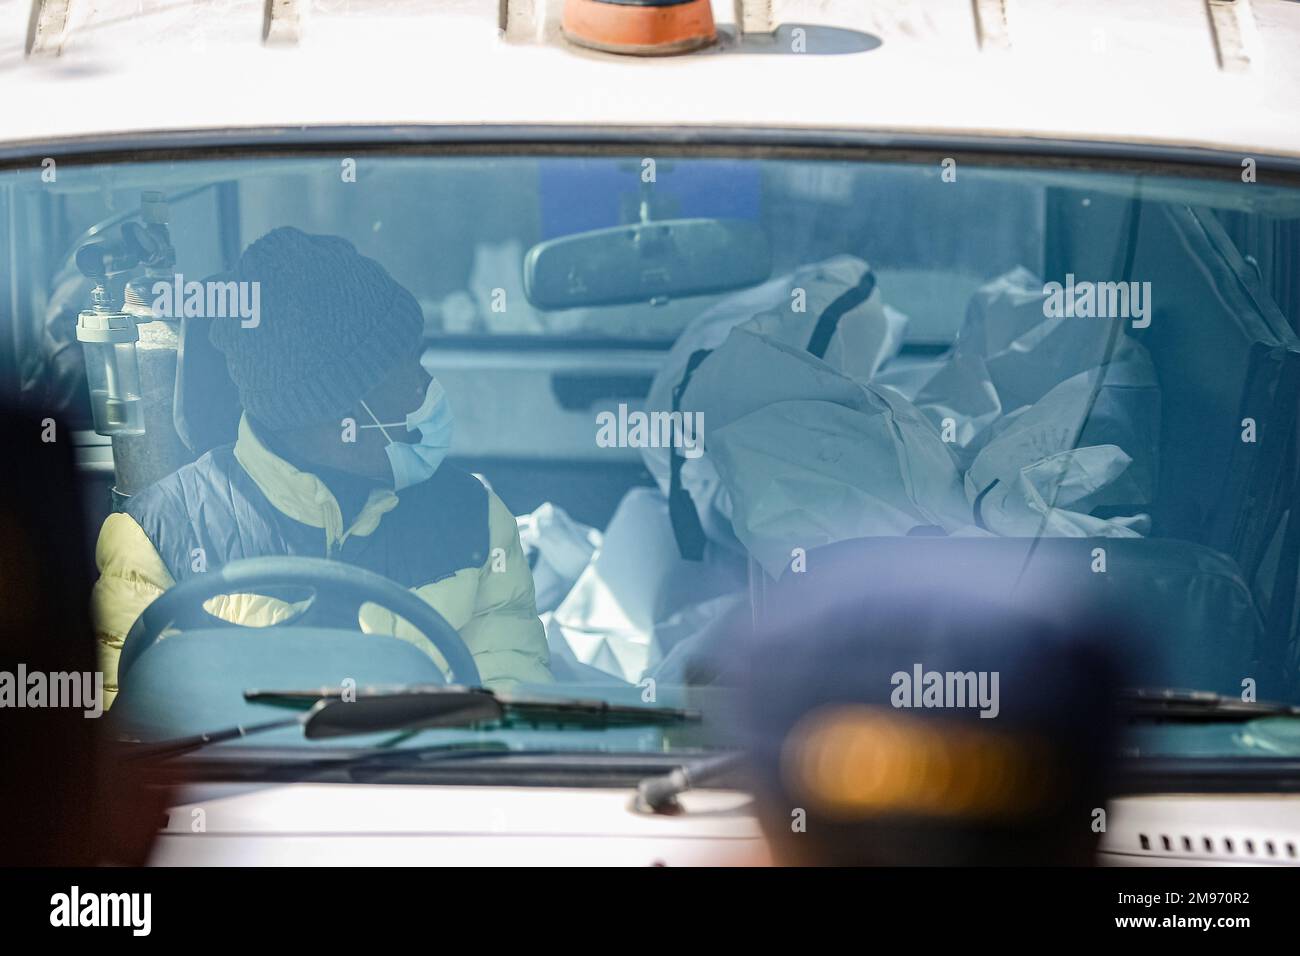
{"left": 562, "top": 0, "right": 718, "bottom": 56}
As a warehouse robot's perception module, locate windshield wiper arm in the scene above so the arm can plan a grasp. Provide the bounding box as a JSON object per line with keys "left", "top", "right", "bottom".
{"left": 1121, "top": 687, "right": 1300, "bottom": 722}
{"left": 634, "top": 751, "right": 746, "bottom": 814}
{"left": 129, "top": 686, "right": 699, "bottom": 761}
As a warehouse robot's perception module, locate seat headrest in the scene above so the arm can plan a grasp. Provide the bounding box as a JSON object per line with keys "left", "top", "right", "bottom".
{"left": 173, "top": 311, "right": 242, "bottom": 457}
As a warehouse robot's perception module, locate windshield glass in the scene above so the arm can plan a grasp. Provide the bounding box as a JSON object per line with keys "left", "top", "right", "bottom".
{"left": 5, "top": 150, "right": 1299, "bottom": 761}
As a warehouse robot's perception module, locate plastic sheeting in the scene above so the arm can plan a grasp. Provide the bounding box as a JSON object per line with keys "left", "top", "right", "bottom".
{"left": 915, "top": 266, "right": 1161, "bottom": 538}
{"left": 913, "top": 266, "right": 1157, "bottom": 458}
{"left": 689, "top": 328, "right": 972, "bottom": 577}
{"left": 964, "top": 355, "right": 1159, "bottom": 537}
{"left": 529, "top": 263, "right": 1165, "bottom": 679}
{"left": 516, "top": 502, "right": 602, "bottom": 614}
{"left": 544, "top": 488, "right": 747, "bottom": 682}
{"left": 638, "top": 255, "right": 909, "bottom": 553}
{"left": 673, "top": 265, "right": 1161, "bottom": 577}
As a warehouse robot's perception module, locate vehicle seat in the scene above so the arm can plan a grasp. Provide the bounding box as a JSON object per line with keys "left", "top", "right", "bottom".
{"left": 173, "top": 312, "right": 243, "bottom": 458}
{"left": 772, "top": 536, "right": 1266, "bottom": 697}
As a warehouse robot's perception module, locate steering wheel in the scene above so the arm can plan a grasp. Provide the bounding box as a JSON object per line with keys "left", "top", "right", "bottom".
{"left": 117, "top": 556, "right": 480, "bottom": 688}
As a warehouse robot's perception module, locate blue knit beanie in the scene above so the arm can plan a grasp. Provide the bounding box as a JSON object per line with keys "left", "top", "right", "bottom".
{"left": 209, "top": 227, "right": 423, "bottom": 430}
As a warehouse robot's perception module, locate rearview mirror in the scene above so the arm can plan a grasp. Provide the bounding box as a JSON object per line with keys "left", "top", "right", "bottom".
{"left": 524, "top": 218, "right": 771, "bottom": 310}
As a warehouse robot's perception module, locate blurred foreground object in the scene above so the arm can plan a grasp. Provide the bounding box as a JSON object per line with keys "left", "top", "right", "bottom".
{"left": 0, "top": 406, "right": 167, "bottom": 865}
{"left": 735, "top": 542, "right": 1130, "bottom": 866}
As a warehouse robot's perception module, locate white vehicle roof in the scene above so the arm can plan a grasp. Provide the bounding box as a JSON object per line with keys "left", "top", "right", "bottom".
{"left": 1, "top": 0, "right": 1299, "bottom": 161}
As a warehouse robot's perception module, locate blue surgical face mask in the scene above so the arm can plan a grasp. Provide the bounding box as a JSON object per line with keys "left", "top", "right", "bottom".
{"left": 359, "top": 378, "right": 454, "bottom": 490}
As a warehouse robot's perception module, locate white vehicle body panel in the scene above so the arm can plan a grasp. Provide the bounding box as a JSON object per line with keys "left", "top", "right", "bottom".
{"left": 0, "top": 0, "right": 1298, "bottom": 158}
{"left": 1100, "top": 794, "right": 1300, "bottom": 866}
{"left": 152, "top": 783, "right": 770, "bottom": 866}
{"left": 150, "top": 784, "right": 1300, "bottom": 866}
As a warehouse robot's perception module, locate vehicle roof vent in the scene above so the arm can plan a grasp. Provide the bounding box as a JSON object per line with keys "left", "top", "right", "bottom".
{"left": 971, "top": 0, "right": 1011, "bottom": 52}
{"left": 26, "top": 0, "right": 72, "bottom": 57}
{"left": 561, "top": 0, "right": 717, "bottom": 56}
{"left": 264, "top": 0, "right": 304, "bottom": 46}
{"left": 1207, "top": 0, "right": 1261, "bottom": 73}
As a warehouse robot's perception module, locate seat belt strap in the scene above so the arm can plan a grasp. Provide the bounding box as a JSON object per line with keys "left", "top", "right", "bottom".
{"left": 668, "top": 348, "right": 712, "bottom": 561}
{"left": 805, "top": 268, "right": 876, "bottom": 359}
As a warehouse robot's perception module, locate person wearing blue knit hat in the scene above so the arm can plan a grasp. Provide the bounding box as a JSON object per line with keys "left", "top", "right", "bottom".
{"left": 91, "top": 227, "right": 551, "bottom": 709}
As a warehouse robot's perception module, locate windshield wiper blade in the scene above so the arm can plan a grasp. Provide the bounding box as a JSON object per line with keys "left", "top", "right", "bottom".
{"left": 125, "top": 717, "right": 304, "bottom": 762}
{"left": 245, "top": 685, "right": 700, "bottom": 728}
{"left": 129, "top": 686, "right": 699, "bottom": 761}
{"left": 1121, "top": 688, "right": 1300, "bottom": 722}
